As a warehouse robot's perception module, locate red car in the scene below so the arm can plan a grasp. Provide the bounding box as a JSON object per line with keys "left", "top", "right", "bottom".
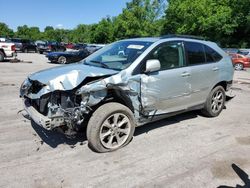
{"left": 229, "top": 53, "right": 250, "bottom": 70}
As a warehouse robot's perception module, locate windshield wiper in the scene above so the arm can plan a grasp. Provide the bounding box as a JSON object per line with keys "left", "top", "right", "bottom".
{"left": 89, "top": 60, "right": 110, "bottom": 69}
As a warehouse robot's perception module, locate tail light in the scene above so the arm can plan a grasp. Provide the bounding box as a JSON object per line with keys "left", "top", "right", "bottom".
{"left": 11, "top": 45, "right": 16, "bottom": 51}
{"left": 48, "top": 45, "right": 52, "bottom": 49}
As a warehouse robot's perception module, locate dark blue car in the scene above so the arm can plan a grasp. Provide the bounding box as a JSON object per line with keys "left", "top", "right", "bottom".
{"left": 46, "top": 49, "right": 89, "bottom": 64}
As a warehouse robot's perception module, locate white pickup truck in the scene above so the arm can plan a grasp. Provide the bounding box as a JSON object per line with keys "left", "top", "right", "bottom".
{"left": 0, "top": 41, "right": 16, "bottom": 62}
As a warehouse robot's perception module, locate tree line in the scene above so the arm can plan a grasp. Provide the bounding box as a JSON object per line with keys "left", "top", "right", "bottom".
{"left": 0, "top": 0, "right": 249, "bottom": 47}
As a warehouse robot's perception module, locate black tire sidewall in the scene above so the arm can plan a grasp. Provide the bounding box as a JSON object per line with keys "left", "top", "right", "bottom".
{"left": 204, "top": 86, "right": 225, "bottom": 117}
{"left": 0, "top": 52, "right": 4, "bottom": 62}
{"left": 87, "top": 102, "right": 136, "bottom": 153}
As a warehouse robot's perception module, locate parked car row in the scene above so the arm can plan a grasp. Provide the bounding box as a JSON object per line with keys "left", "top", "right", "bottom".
{"left": 46, "top": 44, "right": 104, "bottom": 64}
{"left": 223, "top": 49, "right": 250, "bottom": 70}
{"left": 0, "top": 36, "right": 105, "bottom": 63}
{"left": 0, "top": 37, "right": 98, "bottom": 54}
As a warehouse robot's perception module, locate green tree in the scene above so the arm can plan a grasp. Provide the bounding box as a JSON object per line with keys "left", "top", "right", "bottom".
{"left": 16, "top": 25, "right": 30, "bottom": 39}
{"left": 91, "top": 17, "right": 114, "bottom": 43}
{"left": 162, "top": 0, "right": 249, "bottom": 47}
{"left": 0, "top": 22, "right": 14, "bottom": 37}
{"left": 113, "top": 0, "right": 166, "bottom": 40}
{"left": 28, "top": 27, "right": 41, "bottom": 40}
{"left": 68, "top": 24, "right": 91, "bottom": 43}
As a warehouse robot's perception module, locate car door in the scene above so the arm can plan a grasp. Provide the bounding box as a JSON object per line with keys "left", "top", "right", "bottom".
{"left": 184, "top": 42, "right": 221, "bottom": 107}
{"left": 140, "top": 41, "right": 192, "bottom": 115}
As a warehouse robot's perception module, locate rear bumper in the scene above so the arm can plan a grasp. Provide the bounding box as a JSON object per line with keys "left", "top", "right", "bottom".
{"left": 23, "top": 99, "right": 64, "bottom": 130}
{"left": 5, "top": 51, "right": 16, "bottom": 58}
{"left": 225, "top": 80, "right": 235, "bottom": 99}
{"left": 244, "top": 62, "right": 250, "bottom": 68}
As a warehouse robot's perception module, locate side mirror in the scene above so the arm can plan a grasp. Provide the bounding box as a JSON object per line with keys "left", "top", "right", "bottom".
{"left": 145, "top": 59, "right": 161, "bottom": 73}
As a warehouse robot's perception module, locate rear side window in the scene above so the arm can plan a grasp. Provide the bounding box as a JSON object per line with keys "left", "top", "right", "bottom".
{"left": 204, "top": 45, "right": 222, "bottom": 62}
{"left": 184, "top": 42, "right": 205, "bottom": 65}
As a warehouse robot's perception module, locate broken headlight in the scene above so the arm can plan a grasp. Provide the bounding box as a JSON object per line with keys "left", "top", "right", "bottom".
{"left": 20, "top": 78, "right": 32, "bottom": 97}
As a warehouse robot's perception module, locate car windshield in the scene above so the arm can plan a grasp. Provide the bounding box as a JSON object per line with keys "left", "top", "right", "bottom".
{"left": 83, "top": 40, "right": 152, "bottom": 70}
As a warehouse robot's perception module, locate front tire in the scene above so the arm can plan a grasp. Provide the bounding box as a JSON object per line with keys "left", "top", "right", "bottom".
{"left": 87, "top": 102, "right": 136, "bottom": 153}
{"left": 58, "top": 56, "right": 67, "bottom": 64}
{"left": 201, "top": 86, "right": 225, "bottom": 117}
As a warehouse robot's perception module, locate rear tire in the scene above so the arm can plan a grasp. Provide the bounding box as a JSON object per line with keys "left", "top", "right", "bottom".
{"left": 87, "top": 102, "right": 136, "bottom": 153}
{"left": 0, "top": 51, "right": 4, "bottom": 62}
{"left": 58, "top": 56, "right": 67, "bottom": 64}
{"left": 201, "top": 86, "right": 225, "bottom": 117}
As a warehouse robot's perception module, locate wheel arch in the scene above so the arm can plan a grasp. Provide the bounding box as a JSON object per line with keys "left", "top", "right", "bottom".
{"left": 94, "top": 89, "right": 135, "bottom": 113}
{"left": 212, "top": 81, "right": 227, "bottom": 91}
{"left": 0, "top": 49, "right": 6, "bottom": 56}
{"left": 234, "top": 62, "right": 244, "bottom": 66}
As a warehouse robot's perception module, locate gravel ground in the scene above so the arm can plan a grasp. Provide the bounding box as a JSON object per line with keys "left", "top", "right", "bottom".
{"left": 0, "top": 53, "right": 250, "bottom": 188}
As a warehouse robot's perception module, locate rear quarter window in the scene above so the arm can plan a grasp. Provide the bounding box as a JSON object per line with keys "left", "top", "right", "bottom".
{"left": 204, "top": 45, "right": 222, "bottom": 62}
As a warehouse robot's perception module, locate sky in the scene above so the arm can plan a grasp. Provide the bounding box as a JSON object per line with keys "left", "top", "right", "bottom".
{"left": 1, "top": 0, "right": 131, "bottom": 31}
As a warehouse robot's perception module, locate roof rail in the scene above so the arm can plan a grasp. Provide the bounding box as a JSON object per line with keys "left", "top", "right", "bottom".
{"left": 160, "top": 34, "right": 205, "bottom": 40}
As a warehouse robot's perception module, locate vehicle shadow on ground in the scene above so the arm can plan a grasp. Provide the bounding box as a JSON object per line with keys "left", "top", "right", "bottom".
{"left": 31, "top": 120, "right": 87, "bottom": 148}
{"left": 218, "top": 163, "right": 250, "bottom": 188}
{"left": 134, "top": 111, "right": 199, "bottom": 136}
{"left": 30, "top": 110, "right": 200, "bottom": 149}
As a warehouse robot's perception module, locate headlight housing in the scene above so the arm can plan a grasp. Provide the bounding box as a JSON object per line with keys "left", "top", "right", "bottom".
{"left": 20, "top": 78, "right": 32, "bottom": 97}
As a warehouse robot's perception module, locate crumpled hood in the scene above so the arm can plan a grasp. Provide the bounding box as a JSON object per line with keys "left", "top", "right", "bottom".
{"left": 28, "top": 63, "right": 118, "bottom": 90}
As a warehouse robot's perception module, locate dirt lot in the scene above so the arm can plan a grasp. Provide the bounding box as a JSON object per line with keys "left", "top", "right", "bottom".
{"left": 0, "top": 53, "right": 250, "bottom": 188}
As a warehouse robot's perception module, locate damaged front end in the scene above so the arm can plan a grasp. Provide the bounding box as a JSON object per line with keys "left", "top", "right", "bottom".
{"left": 20, "top": 64, "right": 146, "bottom": 136}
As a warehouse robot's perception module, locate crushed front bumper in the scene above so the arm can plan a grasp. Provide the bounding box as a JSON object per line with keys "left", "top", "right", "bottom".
{"left": 23, "top": 99, "right": 64, "bottom": 130}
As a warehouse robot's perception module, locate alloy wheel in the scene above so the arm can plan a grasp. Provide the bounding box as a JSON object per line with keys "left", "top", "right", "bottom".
{"left": 99, "top": 113, "right": 131, "bottom": 149}
{"left": 211, "top": 90, "right": 224, "bottom": 114}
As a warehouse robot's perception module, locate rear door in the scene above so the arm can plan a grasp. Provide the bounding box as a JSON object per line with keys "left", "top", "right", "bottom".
{"left": 184, "top": 42, "right": 222, "bottom": 106}
{"left": 140, "top": 41, "right": 192, "bottom": 115}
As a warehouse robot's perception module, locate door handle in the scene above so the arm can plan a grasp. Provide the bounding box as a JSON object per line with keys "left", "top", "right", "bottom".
{"left": 181, "top": 72, "right": 190, "bottom": 77}
{"left": 212, "top": 67, "right": 219, "bottom": 71}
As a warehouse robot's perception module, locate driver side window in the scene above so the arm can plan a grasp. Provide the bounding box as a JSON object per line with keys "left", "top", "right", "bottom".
{"left": 147, "top": 41, "right": 185, "bottom": 71}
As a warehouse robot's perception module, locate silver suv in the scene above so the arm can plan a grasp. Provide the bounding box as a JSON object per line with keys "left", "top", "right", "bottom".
{"left": 20, "top": 35, "right": 234, "bottom": 152}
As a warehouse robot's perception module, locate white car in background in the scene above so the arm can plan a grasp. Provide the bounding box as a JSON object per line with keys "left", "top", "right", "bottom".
{"left": 238, "top": 49, "right": 250, "bottom": 58}
{"left": 0, "top": 40, "right": 16, "bottom": 61}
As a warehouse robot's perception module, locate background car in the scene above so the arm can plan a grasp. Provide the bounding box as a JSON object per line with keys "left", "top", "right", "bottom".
{"left": 229, "top": 53, "right": 250, "bottom": 70}
{"left": 35, "top": 40, "right": 49, "bottom": 54}
{"left": 238, "top": 49, "right": 250, "bottom": 57}
{"left": 85, "top": 44, "right": 104, "bottom": 54}
{"left": 73, "top": 43, "right": 87, "bottom": 50}
{"left": 11, "top": 38, "right": 37, "bottom": 53}
{"left": 0, "top": 40, "right": 16, "bottom": 61}
{"left": 47, "top": 41, "right": 66, "bottom": 52}
{"left": 46, "top": 49, "right": 89, "bottom": 64}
